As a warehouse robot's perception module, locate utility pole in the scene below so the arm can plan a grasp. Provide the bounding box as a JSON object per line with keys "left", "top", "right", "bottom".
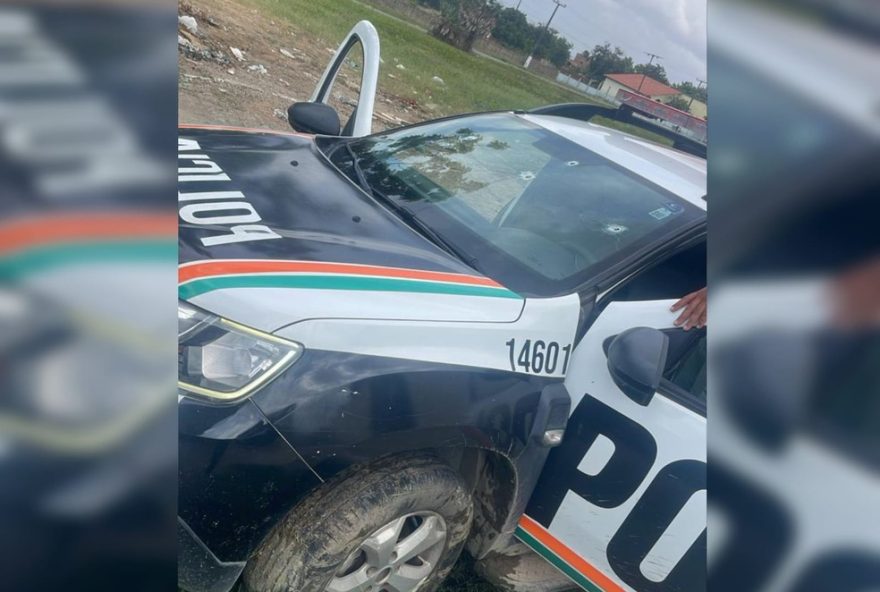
{"left": 688, "top": 78, "right": 706, "bottom": 108}
{"left": 524, "top": 0, "right": 566, "bottom": 69}
{"left": 516, "top": 0, "right": 523, "bottom": 10}
{"left": 636, "top": 51, "right": 662, "bottom": 94}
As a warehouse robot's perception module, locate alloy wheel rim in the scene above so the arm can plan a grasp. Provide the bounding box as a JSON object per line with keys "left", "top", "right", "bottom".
{"left": 326, "top": 511, "right": 448, "bottom": 592}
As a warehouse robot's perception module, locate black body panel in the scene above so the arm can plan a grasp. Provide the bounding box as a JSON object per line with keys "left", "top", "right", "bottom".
{"left": 178, "top": 349, "right": 559, "bottom": 576}
{"left": 177, "top": 398, "right": 321, "bottom": 564}
{"left": 178, "top": 128, "right": 475, "bottom": 276}
{"left": 252, "top": 350, "right": 555, "bottom": 477}
{"left": 178, "top": 518, "right": 245, "bottom": 592}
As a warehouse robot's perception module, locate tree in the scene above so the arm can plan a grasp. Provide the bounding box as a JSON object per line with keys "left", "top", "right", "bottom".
{"left": 532, "top": 27, "right": 572, "bottom": 67}
{"left": 674, "top": 81, "right": 708, "bottom": 103}
{"left": 666, "top": 95, "right": 691, "bottom": 112}
{"left": 584, "top": 43, "right": 634, "bottom": 81}
{"left": 432, "top": 0, "right": 499, "bottom": 52}
{"left": 490, "top": 6, "right": 571, "bottom": 67}
{"left": 634, "top": 62, "right": 669, "bottom": 84}
{"left": 491, "top": 6, "right": 532, "bottom": 52}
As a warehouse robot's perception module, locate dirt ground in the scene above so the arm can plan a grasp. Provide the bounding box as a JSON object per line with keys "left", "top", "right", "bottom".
{"left": 178, "top": 0, "right": 429, "bottom": 132}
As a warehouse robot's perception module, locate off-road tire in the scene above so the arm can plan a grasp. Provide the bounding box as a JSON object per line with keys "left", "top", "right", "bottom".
{"left": 242, "top": 454, "right": 474, "bottom": 592}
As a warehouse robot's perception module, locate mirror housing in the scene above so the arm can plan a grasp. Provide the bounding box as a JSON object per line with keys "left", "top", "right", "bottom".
{"left": 288, "top": 102, "right": 341, "bottom": 135}
{"left": 606, "top": 327, "right": 669, "bottom": 406}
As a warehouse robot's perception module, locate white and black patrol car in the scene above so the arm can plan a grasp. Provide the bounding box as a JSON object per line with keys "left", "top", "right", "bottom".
{"left": 178, "top": 22, "right": 706, "bottom": 592}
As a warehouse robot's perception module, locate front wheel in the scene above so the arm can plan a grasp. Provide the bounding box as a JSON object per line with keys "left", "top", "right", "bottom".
{"left": 243, "top": 455, "right": 474, "bottom": 592}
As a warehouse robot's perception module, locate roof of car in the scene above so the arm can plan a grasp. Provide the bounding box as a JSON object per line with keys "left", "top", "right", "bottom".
{"left": 521, "top": 113, "right": 707, "bottom": 209}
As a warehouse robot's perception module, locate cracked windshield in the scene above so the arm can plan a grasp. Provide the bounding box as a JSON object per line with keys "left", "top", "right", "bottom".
{"left": 337, "top": 113, "right": 700, "bottom": 284}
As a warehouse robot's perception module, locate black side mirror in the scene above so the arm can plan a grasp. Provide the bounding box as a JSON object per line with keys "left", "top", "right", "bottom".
{"left": 606, "top": 327, "right": 669, "bottom": 406}
{"left": 288, "top": 102, "right": 341, "bottom": 135}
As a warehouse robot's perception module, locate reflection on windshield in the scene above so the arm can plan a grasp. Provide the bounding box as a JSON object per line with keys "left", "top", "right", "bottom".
{"left": 330, "top": 114, "right": 702, "bottom": 295}
{"left": 367, "top": 129, "right": 488, "bottom": 200}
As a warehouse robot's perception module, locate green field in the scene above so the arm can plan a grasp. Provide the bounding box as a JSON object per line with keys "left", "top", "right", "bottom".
{"left": 248, "top": 0, "right": 671, "bottom": 146}
{"left": 252, "top": 0, "right": 596, "bottom": 114}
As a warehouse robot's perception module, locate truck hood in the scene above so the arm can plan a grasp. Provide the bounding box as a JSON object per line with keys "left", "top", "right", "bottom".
{"left": 178, "top": 127, "right": 523, "bottom": 333}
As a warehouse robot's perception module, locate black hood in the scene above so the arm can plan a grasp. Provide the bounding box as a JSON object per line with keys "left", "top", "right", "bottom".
{"left": 178, "top": 128, "right": 474, "bottom": 275}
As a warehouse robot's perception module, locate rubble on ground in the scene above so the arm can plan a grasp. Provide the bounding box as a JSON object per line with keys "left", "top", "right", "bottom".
{"left": 178, "top": 0, "right": 432, "bottom": 133}
{"left": 179, "top": 15, "right": 198, "bottom": 34}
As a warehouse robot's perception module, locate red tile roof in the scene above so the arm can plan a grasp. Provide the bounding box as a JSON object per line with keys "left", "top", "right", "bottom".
{"left": 605, "top": 73, "right": 681, "bottom": 97}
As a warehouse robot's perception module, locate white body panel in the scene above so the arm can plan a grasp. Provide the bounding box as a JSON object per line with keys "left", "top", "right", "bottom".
{"left": 275, "top": 293, "right": 581, "bottom": 376}
{"left": 189, "top": 286, "right": 525, "bottom": 334}
{"left": 523, "top": 114, "right": 707, "bottom": 208}
{"left": 542, "top": 300, "right": 706, "bottom": 590}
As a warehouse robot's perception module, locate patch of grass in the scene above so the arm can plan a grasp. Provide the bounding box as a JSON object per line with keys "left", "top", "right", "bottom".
{"left": 249, "top": 0, "right": 675, "bottom": 145}
{"left": 249, "top": 0, "right": 604, "bottom": 116}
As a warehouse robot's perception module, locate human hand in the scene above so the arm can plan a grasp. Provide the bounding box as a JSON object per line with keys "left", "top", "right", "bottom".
{"left": 671, "top": 287, "right": 707, "bottom": 330}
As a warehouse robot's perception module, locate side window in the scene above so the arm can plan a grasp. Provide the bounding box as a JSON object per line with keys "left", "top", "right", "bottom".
{"left": 582, "top": 239, "right": 705, "bottom": 344}
{"left": 660, "top": 328, "right": 707, "bottom": 413}
{"left": 611, "top": 239, "right": 706, "bottom": 303}
{"left": 664, "top": 331, "right": 707, "bottom": 400}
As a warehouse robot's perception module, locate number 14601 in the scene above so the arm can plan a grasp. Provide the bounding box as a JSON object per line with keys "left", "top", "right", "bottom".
{"left": 506, "top": 338, "right": 571, "bottom": 375}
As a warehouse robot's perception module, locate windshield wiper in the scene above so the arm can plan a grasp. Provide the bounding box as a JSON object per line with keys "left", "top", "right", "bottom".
{"left": 384, "top": 193, "right": 480, "bottom": 269}
{"left": 342, "top": 143, "right": 373, "bottom": 195}
{"left": 335, "top": 142, "right": 481, "bottom": 270}
{"left": 374, "top": 188, "right": 481, "bottom": 269}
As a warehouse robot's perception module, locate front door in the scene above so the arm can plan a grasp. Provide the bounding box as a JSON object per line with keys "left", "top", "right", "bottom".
{"left": 520, "top": 299, "right": 707, "bottom": 592}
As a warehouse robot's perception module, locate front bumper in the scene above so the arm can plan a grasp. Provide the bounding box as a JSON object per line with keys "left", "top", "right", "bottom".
{"left": 178, "top": 517, "right": 245, "bottom": 592}
{"left": 178, "top": 397, "right": 323, "bottom": 591}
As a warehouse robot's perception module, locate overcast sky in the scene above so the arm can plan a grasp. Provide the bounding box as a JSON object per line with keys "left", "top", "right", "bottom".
{"left": 507, "top": 0, "right": 707, "bottom": 84}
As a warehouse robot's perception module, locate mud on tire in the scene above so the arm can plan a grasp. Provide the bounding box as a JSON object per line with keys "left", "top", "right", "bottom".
{"left": 242, "top": 454, "right": 474, "bottom": 592}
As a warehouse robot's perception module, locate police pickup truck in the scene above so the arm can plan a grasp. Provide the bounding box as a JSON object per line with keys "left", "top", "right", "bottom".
{"left": 178, "top": 22, "right": 706, "bottom": 592}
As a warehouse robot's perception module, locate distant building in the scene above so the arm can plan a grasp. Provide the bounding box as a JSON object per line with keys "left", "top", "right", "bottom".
{"left": 681, "top": 96, "right": 708, "bottom": 120}
{"left": 600, "top": 72, "right": 679, "bottom": 101}
{"left": 599, "top": 73, "right": 706, "bottom": 120}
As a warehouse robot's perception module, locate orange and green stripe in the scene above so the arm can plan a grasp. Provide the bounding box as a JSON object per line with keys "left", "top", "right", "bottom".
{"left": 516, "top": 514, "right": 626, "bottom": 592}
{"left": 178, "top": 259, "right": 520, "bottom": 300}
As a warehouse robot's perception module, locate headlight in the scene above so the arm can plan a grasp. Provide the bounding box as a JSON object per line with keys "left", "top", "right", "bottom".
{"left": 178, "top": 302, "right": 302, "bottom": 401}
